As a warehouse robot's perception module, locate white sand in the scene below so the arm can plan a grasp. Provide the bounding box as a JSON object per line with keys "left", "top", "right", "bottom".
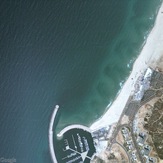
{"left": 90, "top": 3, "right": 163, "bottom": 130}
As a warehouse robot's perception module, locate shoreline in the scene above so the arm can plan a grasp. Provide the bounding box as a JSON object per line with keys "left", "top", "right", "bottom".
{"left": 90, "top": 2, "right": 163, "bottom": 130}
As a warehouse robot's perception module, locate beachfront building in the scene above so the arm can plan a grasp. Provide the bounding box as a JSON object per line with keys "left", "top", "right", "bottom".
{"left": 133, "top": 68, "right": 153, "bottom": 101}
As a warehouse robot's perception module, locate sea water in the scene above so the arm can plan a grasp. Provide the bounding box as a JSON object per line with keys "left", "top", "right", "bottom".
{"left": 0, "top": 0, "right": 162, "bottom": 162}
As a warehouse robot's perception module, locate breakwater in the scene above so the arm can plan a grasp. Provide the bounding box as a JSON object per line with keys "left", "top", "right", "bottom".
{"left": 48, "top": 105, "right": 59, "bottom": 163}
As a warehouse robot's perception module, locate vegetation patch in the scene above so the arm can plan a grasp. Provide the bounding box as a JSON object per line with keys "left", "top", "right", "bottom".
{"left": 144, "top": 99, "right": 163, "bottom": 159}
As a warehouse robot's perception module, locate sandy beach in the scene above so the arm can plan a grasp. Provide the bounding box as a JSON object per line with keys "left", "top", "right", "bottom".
{"left": 90, "top": 2, "right": 163, "bottom": 130}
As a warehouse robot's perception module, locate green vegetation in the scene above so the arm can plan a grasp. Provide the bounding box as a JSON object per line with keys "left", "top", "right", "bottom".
{"left": 144, "top": 99, "right": 163, "bottom": 159}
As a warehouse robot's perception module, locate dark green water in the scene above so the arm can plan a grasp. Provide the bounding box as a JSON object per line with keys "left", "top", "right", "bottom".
{"left": 0, "top": 0, "right": 162, "bottom": 162}
{"left": 54, "top": 128, "right": 96, "bottom": 163}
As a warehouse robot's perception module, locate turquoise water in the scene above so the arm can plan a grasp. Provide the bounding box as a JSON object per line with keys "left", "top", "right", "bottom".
{"left": 57, "top": 0, "right": 162, "bottom": 130}
{"left": 0, "top": 0, "right": 162, "bottom": 162}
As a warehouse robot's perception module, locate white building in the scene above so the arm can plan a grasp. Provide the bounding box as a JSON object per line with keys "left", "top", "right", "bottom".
{"left": 134, "top": 68, "right": 153, "bottom": 101}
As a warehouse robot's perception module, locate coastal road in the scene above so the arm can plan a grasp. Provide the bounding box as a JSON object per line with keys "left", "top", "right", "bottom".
{"left": 115, "top": 142, "right": 131, "bottom": 163}
{"left": 108, "top": 70, "right": 163, "bottom": 163}
{"left": 130, "top": 125, "right": 145, "bottom": 163}
{"left": 109, "top": 123, "right": 145, "bottom": 163}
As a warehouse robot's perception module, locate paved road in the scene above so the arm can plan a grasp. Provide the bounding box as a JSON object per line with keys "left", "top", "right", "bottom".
{"left": 130, "top": 126, "right": 144, "bottom": 163}
{"left": 107, "top": 70, "right": 163, "bottom": 163}
{"left": 110, "top": 123, "right": 144, "bottom": 163}
{"left": 115, "top": 141, "right": 131, "bottom": 163}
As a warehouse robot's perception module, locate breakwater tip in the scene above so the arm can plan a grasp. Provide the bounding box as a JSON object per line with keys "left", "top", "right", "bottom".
{"left": 55, "top": 105, "right": 59, "bottom": 109}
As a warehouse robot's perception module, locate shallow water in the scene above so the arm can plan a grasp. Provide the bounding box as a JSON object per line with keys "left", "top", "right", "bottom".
{"left": 0, "top": 0, "right": 162, "bottom": 162}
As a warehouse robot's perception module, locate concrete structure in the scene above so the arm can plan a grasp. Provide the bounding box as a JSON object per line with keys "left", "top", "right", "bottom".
{"left": 134, "top": 68, "right": 153, "bottom": 101}
{"left": 57, "top": 124, "right": 91, "bottom": 138}
{"left": 49, "top": 105, "right": 96, "bottom": 163}
{"left": 48, "top": 105, "right": 59, "bottom": 163}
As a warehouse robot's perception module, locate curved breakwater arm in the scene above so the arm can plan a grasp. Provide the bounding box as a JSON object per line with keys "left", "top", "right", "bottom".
{"left": 49, "top": 105, "right": 59, "bottom": 163}
{"left": 57, "top": 124, "right": 91, "bottom": 138}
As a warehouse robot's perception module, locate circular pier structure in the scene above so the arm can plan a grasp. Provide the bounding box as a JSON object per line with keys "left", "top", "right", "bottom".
{"left": 49, "top": 106, "right": 96, "bottom": 163}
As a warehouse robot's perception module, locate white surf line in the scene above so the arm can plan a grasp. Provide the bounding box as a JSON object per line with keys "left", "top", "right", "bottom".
{"left": 90, "top": 2, "right": 163, "bottom": 130}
